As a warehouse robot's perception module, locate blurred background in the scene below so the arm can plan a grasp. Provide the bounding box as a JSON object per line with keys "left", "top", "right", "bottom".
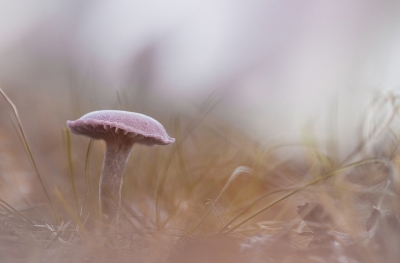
{"left": 1, "top": 0, "right": 400, "bottom": 138}
{"left": 1, "top": 0, "right": 400, "bottom": 206}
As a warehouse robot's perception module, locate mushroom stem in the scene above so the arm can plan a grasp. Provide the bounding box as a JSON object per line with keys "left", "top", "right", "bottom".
{"left": 99, "top": 139, "right": 134, "bottom": 223}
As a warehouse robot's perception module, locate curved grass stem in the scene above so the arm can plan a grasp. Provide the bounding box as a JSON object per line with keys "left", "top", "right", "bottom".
{"left": 220, "top": 157, "right": 393, "bottom": 234}
{"left": 0, "top": 87, "right": 59, "bottom": 224}
{"left": 155, "top": 93, "right": 221, "bottom": 229}
{"left": 181, "top": 166, "right": 253, "bottom": 241}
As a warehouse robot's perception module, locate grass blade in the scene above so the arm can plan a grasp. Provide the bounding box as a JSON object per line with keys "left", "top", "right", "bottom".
{"left": 54, "top": 188, "right": 88, "bottom": 238}
{"left": 64, "top": 127, "right": 80, "bottom": 217}
{"left": 221, "top": 158, "right": 393, "bottom": 234}
{"left": 84, "top": 139, "right": 98, "bottom": 219}
{"left": 155, "top": 92, "right": 221, "bottom": 229}
{"left": 184, "top": 166, "right": 253, "bottom": 239}
{"left": 0, "top": 87, "right": 59, "bottom": 224}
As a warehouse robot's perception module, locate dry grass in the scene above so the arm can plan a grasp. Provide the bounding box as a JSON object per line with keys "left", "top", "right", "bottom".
{"left": 0, "top": 88, "right": 400, "bottom": 263}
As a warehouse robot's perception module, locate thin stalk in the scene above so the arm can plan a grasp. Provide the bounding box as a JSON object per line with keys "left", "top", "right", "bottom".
{"left": 0, "top": 87, "right": 59, "bottom": 224}
{"left": 0, "top": 198, "right": 35, "bottom": 228}
{"left": 184, "top": 166, "right": 252, "bottom": 239}
{"left": 218, "top": 186, "right": 296, "bottom": 234}
{"left": 84, "top": 139, "right": 98, "bottom": 219}
{"left": 64, "top": 128, "right": 80, "bottom": 217}
{"left": 155, "top": 93, "right": 221, "bottom": 229}
{"left": 54, "top": 188, "right": 89, "bottom": 241}
{"left": 220, "top": 158, "right": 392, "bottom": 234}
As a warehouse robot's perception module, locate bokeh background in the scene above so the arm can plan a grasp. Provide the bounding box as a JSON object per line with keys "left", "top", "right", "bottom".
{"left": 2, "top": 0, "right": 400, "bottom": 135}
{"left": 1, "top": 0, "right": 400, "bottom": 207}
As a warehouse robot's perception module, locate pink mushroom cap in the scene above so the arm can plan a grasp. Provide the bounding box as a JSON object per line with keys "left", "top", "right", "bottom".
{"left": 67, "top": 110, "right": 175, "bottom": 145}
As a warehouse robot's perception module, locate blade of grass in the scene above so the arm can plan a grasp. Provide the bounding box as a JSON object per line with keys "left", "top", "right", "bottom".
{"left": 155, "top": 92, "right": 222, "bottom": 229}
{"left": 0, "top": 198, "right": 35, "bottom": 228}
{"left": 217, "top": 186, "right": 296, "bottom": 234}
{"left": 221, "top": 157, "right": 393, "bottom": 234}
{"left": 84, "top": 139, "right": 98, "bottom": 220}
{"left": 64, "top": 128, "right": 80, "bottom": 217}
{"left": 116, "top": 91, "right": 125, "bottom": 110}
{"left": 182, "top": 166, "right": 252, "bottom": 240}
{"left": 54, "top": 188, "right": 88, "bottom": 240}
{"left": 342, "top": 92, "right": 398, "bottom": 164}
{"left": 0, "top": 87, "right": 59, "bottom": 224}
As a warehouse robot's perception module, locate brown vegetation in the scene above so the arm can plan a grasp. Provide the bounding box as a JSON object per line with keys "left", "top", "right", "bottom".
{"left": 0, "top": 88, "right": 400, "bottom": 262}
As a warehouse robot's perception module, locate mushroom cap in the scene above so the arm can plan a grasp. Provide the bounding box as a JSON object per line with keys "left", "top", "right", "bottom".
{"left": 67, "top": 110, "right": 175, "bottom": 145}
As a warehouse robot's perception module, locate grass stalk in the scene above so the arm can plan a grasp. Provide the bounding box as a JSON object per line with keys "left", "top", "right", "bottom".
{"left": 221, "top": 157, "right": 393, "bottom": 234}
{"left": 54, "top": 188, "right": 88, "bottom": 239}
{"left": 0, "top": 198, "right": 35, "bottom": 228}
{"left": 84, "top": 139, "right": 98, "bottom": 219}
{"left": 64, "top": 128, "right": 80, "bottom": 217}
{"left": 184, "top": 166, "right": 253, "bottom": 239}
{"left": 155, "top": 93, "right": 221, "bottom": 229}
{"left": 0, "top": 87, "right": 59, "bottom": 224}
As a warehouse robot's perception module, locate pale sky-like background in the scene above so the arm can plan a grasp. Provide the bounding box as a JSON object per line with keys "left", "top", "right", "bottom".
{"left": 1, "top": 0, "right": 400, "bottom": 152}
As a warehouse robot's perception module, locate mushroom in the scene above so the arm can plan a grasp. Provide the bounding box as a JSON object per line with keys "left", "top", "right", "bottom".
{"left": 67, "top": 110, "right": 175, "bottom": 223}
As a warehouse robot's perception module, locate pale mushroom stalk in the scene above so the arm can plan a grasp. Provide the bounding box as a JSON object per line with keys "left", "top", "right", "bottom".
{"left": 99, "top": 137, "right": 134, "bottom": 222}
